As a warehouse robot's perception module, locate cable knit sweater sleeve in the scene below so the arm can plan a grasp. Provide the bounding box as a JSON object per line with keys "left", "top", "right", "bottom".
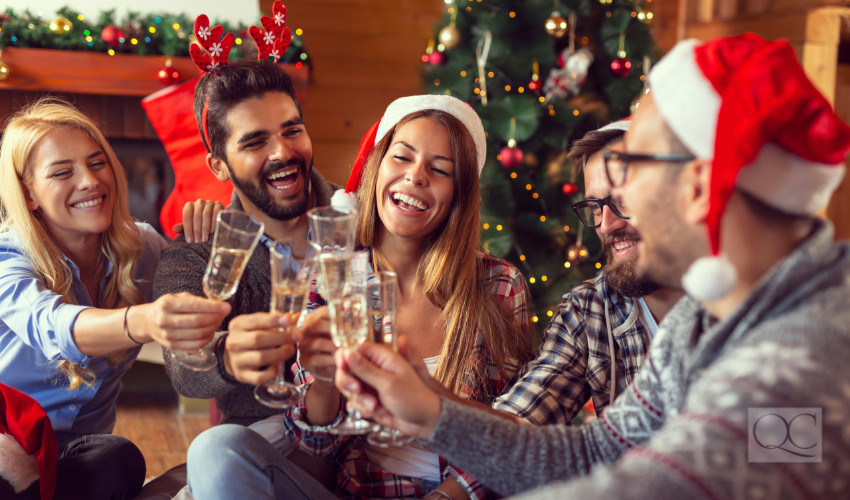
{"left": 425, "top": 224, "right": 850, "bottom": 500}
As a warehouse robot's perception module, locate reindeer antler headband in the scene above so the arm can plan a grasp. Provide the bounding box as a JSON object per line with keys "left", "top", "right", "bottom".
{"left": 248, "top": 1, "right": 292, "bottom": 63}
{"left": 190, "top": 1, "right": 294, "bottom": 151}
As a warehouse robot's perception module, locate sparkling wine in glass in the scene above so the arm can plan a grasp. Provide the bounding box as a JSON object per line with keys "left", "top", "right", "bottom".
{"left": 306, "top": 206, "right": 356, "bottom": 382}
{"left": 173, "top": 210, "right": 263, "bottom": 371}
{"left": 322, "top": 251, "right": 378, "bottom": 435}
{"left": 254, "top": 240, "right": 312, "bottom": 408}
{"left": 365, "top": 272, "right": 415, "bottom": 447}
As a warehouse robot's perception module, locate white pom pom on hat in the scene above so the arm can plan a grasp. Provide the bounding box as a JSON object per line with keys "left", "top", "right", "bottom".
{"left": 330, "top": 190, "right": 358, "bottom": 214}
{"left": 648, "top": 33, "right": 850, "bottom": 301}
{"left": 332, "top": 94, "right": 487, "bottom": 213}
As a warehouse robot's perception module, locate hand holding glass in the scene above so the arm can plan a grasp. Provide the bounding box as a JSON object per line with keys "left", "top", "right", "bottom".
{"left": 173, "top": 210, "right": 263, "bottom": 371}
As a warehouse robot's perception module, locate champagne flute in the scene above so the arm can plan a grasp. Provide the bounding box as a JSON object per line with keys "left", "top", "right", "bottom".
{"left": 322, "top": 251, "right": 378, "bottom": 435}
{"left": 307, "top": 206, "right": 356, "bottom": 255}
{"left": 365, "top": 272, "right": 415, "bottom": 447}
{"left": 253, "top": 240, "right": 312, "bottom": 408}
{"left": 173, "top": 210, "right": 263, "bottom": 371}
{"left": 306, "top": 206, "right": 356, "bottom": 382}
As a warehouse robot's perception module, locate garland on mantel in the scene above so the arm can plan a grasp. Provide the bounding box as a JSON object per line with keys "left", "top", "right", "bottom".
{"left": 0, "top": 6, "right": 310, "bottom": 65}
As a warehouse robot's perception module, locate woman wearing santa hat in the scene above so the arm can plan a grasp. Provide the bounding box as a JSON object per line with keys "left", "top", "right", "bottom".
{"left": 187, "top": 95, "right": 534, "bottom": 500}
{"left": 0, "top": 98, "right": 230, "bottom": 499}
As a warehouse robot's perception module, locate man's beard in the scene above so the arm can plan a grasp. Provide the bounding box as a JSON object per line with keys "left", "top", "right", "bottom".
{"left": 602, "top": 228, "right": 660, "bottom": 297}
{"left": 227, "top": 157, "right": 313, "bottom": 221}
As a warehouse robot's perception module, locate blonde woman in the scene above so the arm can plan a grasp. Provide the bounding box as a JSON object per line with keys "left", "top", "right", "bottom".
{"left": 187, "top": 95, "right": 534, "bottom": 500}
{"left": 0, "top": 98, "right": 229, "bottom": 500}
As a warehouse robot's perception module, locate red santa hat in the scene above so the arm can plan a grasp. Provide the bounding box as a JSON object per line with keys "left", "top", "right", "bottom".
{"left": 331, "top": 94, "right": 486, "bottom": 212}
{"left": 0, "top": 384, "right": 57, "bottom": 500}
{"left": 648, "top": 33, "right": 850, "bottom": 300}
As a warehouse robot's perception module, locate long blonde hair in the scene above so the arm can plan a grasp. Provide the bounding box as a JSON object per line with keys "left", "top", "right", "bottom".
{"left": 356, "top": 110, "right": 533, "bottom": 396}
{"left": 0, "top": 98, "right": 143, "bottom": 390}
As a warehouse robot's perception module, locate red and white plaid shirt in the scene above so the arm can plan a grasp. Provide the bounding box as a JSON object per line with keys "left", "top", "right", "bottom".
{"left": 284, "top": 252, "right": 531, "bottom": 499}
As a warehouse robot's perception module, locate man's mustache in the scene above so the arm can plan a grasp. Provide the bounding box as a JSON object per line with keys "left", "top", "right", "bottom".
{"left": 261, "top": 158, "right": 306, "bottom": 178}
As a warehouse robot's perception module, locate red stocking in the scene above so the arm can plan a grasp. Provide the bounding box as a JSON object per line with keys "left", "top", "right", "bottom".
{"left": 142, "top": 77, "right": 232, "bottom": 239}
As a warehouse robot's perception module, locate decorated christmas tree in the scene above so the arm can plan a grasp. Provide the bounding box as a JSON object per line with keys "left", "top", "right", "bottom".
{"left": 423, "top": 0, "right": 654, "bottom": 330}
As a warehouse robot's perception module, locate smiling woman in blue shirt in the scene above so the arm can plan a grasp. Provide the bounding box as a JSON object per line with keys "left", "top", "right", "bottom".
{"left": 0, "top": 98, "right": 230, "bottom": 500}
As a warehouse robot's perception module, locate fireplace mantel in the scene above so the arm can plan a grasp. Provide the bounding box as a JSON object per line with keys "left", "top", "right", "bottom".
{"left": 0, "top": 47, "right": 309, "bottom": 97}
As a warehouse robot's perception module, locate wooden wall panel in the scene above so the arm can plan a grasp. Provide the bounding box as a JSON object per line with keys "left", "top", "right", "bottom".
{"left": 261, "top": 0, "right": 443, "bottom": 185}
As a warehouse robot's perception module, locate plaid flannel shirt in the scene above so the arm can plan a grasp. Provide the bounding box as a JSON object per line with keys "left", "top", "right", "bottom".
{"left": 284, "top": 252, "right": 531, "bottom": 499}
{"left": 491, "top": 269, "right": 653, "bottom": 424}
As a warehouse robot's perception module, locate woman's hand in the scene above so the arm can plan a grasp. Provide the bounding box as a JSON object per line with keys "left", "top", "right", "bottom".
{"left": 335, "top": 338, "right": 442, "bottom": 440}
{"left": 297, "top": 307, "right": 337, "bottom": 384}
{"left": 297, "top": 307, "right": 344, "bottom": 424}
{"left": 132, "top": 292, "right": 230, "bottom": 350}
{"left": 172, "top": 199, "right": 224, "bottom": 243}
{"left": 222, "top": 312, "right": 301, "bottom": 385}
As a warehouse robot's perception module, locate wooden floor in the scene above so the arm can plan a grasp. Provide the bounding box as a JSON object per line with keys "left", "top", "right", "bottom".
{"left": 112, "top": 362, "right": 213, "bottom": 480}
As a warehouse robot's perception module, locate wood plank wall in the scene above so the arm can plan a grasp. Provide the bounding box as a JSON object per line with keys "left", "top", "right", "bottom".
{"left": 260, "top": 0, "right": 444, "bottom": 185}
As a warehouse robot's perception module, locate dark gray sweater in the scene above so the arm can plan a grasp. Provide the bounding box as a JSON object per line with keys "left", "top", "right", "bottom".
{"left": 428, "top": 220, "right": 850, "bottom": 499}
{"left": 152, "top": 169, "right": 339, "bottom": 425}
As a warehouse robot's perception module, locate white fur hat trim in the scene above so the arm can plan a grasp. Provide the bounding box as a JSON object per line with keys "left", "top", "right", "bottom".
{"left": 598, "top": 120, "right": 631, "bottom": 133}
{"left": 0, "top": 433, "right": 38, "bottom": 493}
{"left": 376, "top": 95, "right": 487, "bottom": 174}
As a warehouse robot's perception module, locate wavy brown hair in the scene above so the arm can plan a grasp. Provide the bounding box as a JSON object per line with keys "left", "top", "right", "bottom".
{"left": 0, "top": 98, "right": 143, "bottom": 390}
{"left": 355, "top": 110, "right": 532, "bottom": 395}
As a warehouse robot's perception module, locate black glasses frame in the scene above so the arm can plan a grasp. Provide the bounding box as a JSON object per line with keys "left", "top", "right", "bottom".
{"left": 571, "top": 195, "right": 630, "bottom": 228}
{"left": 603, "top": 150, "right": 696, "bottom": 187}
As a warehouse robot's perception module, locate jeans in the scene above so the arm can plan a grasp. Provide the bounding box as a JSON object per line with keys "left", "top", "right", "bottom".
{"left": 6, "top": 434, "right": 145, "bottom": 500}
{"left": 187, "top": 424, "right": 337, "bottom": 500}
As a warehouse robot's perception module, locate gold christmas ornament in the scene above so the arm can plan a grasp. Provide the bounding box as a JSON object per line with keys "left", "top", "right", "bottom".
{"left": 545, "top": 12, "right": 568, "bottom": 38}
{"left": 49, "top": 17, "right": 73, "bottom": 34}
{"left": 438, "top": 25, "right": 461, "bottom": 50}
{"left": 0, "top": 60, "right": 9, "bottom": 82}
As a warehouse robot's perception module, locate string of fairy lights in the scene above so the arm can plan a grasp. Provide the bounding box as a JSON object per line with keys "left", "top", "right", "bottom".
{"left": 0, "top": 7, "right": 310, "bottom": 80}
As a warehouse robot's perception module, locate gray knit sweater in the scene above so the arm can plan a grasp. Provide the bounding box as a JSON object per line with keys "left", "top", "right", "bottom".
{"left": 428, "top": 219, "right": 850, "bottom": 499}
{"left": 152, "top": 169, "right": 339, "bottom": 426}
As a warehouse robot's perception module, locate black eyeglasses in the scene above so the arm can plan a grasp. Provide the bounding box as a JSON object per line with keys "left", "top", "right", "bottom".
{"left": 603, "top": 150, "right": 695, "bottom": 187}
{"left": 571, "top": 195, "right": 630, "bottom": 228}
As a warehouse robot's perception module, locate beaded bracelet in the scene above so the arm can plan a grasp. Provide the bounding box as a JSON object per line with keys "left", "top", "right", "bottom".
{"left": 124, "top": 306, "right": 143, "bottom": 346}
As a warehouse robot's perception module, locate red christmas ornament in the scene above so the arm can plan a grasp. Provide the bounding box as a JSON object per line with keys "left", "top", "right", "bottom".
{"left": 101, "top": 25, "right": 124, "bottom": 47}
{"left": 421, "top": 53, "right": 430, "bottom": 64}
{"left": 528, "top": 80, "right": 542, "bottom": 92}
{"left": 561, "top": 182, "right": 578, "bottom": 196}
{"left": 157, "top": 65, "right": 181, "bottom": 86}
{"left": 610, "top": 56, "right": 632, "bottom": 77}
{"left": 428, "top": 50, "right": 446, "bottom": 66}
{"left": 499, "top": 146, "right": 523, "bottom": 168}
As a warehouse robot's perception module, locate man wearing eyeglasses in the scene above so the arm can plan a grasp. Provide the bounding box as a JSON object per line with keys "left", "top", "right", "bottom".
{"left": 335, "top": 33, "right": 850, "bottom": 499}
{"left": 488, "top": 121, "right": 682, "bottom": 426}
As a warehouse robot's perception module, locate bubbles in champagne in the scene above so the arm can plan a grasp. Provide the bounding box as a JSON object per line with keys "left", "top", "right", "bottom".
{"left": 203, "top": 248, "right": 251, "bottom": 301}
{"left": 271, "top": 284, "right": 307, "bottom": 325}
{"left": 328, "top": 295, "right": 369, "bottom": 349}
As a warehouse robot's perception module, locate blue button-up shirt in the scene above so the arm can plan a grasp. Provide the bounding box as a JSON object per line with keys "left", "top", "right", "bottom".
{"left": 0, "top": 223, "right": 166, "bottom": 445}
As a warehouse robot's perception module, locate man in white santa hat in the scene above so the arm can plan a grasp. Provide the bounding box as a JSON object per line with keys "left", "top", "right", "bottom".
{"left": 333, "top": 33, "right": 850, "bottom": 499}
